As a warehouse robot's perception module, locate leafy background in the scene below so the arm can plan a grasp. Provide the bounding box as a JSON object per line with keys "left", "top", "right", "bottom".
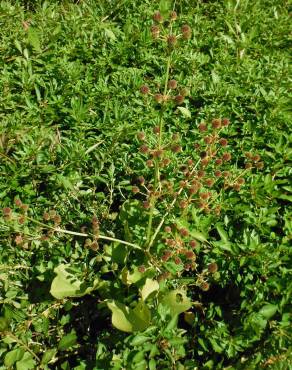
{"left": 0, "top": 0, "right": 291, "bottom": 369}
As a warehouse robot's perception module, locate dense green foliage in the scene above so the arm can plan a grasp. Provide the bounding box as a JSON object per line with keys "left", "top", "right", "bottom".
{"left": 0, "top": 0, "right": 291, "bottom": 369}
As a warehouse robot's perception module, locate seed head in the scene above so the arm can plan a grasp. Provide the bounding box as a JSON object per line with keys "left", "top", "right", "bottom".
{"left": 208, "top": 262, "right": 218, "bottom": 273}
{"left": 185, "top": 250, "right": 196, "bottom": 260}
{"left": 237, "top": 178, "right": 245, "bottom": 185}
{"left": 245, "top": 152, "right": 252, "bottom": 159}
{"left": 171, "top": 144, "right": 182, "bottom": 153}
{"left": 219, "top": 138, "right": 228, "bottom": 146}
{"left": 162, "top": 158, "right": 171, "bottom": 166}
{"left": 167, "top": 34, "right": 177, "bottom": 47}
{"left": 168, "top": 79, "right": 177, "bottom": 89}
{"left": 222, "top": 171, "right": 231, "bottom": 178}
{"left": 222, "top": 152, "right": 232, "bottom": 161}
{"left": 181, "top": 24, "right": 192, "bottom": 39}
{"left": 179, "top": 228, "right": 189, "bottom": 237}
{"left": 179, "top": 200, "right": 188, "bottom": 209}
{"left": 174, "top": 94, "right": 184, "bottom": 105}
{"left": 14, "top": 198, "right": 22, "bottom": 207}
{"left": 161, "top": 250, "right": 172, "bottom": 262}
{"left": 200, "top": 192, "right": 210, "bottom": 200}
{"left": 152, "top": 149, "right": 164, "bottom": 158}
{"left": 197, "top": 170, "right": 205, "bottom": 178}
{"left": 200, "top": 282, "right": 210, "bottom": 291}
{"left": 204, "top": 136, "right": 212, "bottom": 144}
{"left": 146, "top": 159, "right": 154, "bottom": 167}
{"left": 205, "top": 178, "right": 214, "bottom": 187}
{"left": 15, "top": 235, "right": 23, "bottom": 245}
{"left": 189, "top": 185, "right": 199, "bottom": 195}
{"left": 137, "top": 176, "right": 145, "bottom": 185}
{"left": 198, "top": 123, "right": 207, "bottom": 132}
{"left": 174, "top": 256, "right": 182, "bottom": 265}
{"left": 222, "top": 118, "right": 230, "bottom": 126}
{"left": 132, "top": 186, "right": 140, "bottom": 194}
{"left": 18, "top": 216, "right": 26, "bottom": 224}
{"left": 215, "top": 158, "right": 223, "bottom": 166}
{"left": 91, "top": 241, "right": 99, "bottom": 251}
{"left": 140, "top": 85, "right": 150, "bottom": 95}
{"left": 53, "top": 215, "right": 61, "bottom": 225}
{"left": 164, "top": 226, "right": 172, "bottom": 233}
{"left": 214, "top": 170, "right": 222, "bottom": 177}
{"left": 255, "top": 161, "right": 264, "bottom": 169}
{"left": 139, "top": 144, "right": 149, "bottom": 154}
{"left": 245, "top": 162, "right": 253, "bottom": 169}
{"left": 252, "top": 154, "right": 261, "bottom": 162}
{"left": 169, "top": 10, "right": 177, "bottom": 21}
{"left": 138, "top": 265, "right": 146, "bottom": 273}
{"left": 189, "top": 240, "right": 197, "bottom": 248}
{"left": 153, "top": 11, "right": 163, "bottom": 22}
{"left": 212, "top": 119, "right": 221, "bottom": 129}
{"left": 143, "top": 201, "right": 150, "bottom": 209}
{"left": 154, "top": 93, "right": 163, "bottom": 104}
{"left": 2, "top": 207, "right": 12, "bottom": 216}
{"left": 153, "top": 126, "right": 160, "bottom": 134}
{"left": 21, "top": 204, "right": 29, "bottom": 212}
{"left": 137, "top": 131, "right": 146, "bottom": 141}
{"left": 233, "top": 183, "right": 241, "bottom": 191}
{"left": 150, "top": 25, "right": 160, "bottom": 38}
{"left": 201, "top": 157, "right": 210, "bottom": 166}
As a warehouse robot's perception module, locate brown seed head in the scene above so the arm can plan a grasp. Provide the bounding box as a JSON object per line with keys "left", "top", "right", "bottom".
{"left": 14, "top": 198, "right": 22, "bottom": 207}
{"left": 222, "top": 152, "right": 232, "bottom": 161}
{"left": 181, "top": 24, "right": 192, "bottom": 39}
{"left": 200, "top": 192, "right": 210, "bottom": 200}
{"left": 138, "top": 265, "right": 146, "bottom": 273}
{"left": 205, "top": 178, "right": 214, "bottom": 187}
{"left": 233, "top": 184, "right": 241, "bottom": 191}
{"left": 132, "top": 186, "right": 140, "bottom": 194}
{"left": 137, "top": 131, "right": 146, "bottom": 141}
{"left": 168, "top": 79, "right": 177, "bottom": 89}
{"left": 18, "top": 216, "right": 26, "bottom": 224}
{"left": 179, "top": 200, "right": 188, "bottom": 209}
{"left": 198, "top": 123, "right": 207, "bottom": 132}
{"left": 189, "top": 240, "right": 197, "bottom": 248}
{"left": 153, "top": 11, "right": 163, "bottom": 22}
{"left": 252, "top": 154, "right": 261, "bottom": 162}
{"left": 150, "top": 25, "right": 160, "bottom": 38}
{"left": 245, "top": 162, "right": 253, "bottom": 169}
{"left": 185, "top": 250, "right": 196, "bottom": 260}
{"left": 3, "top": 207, "right": 12, "bottom": 216}
{"left": 212, "top": 119, "right": 221, "bottom": 129}
{"left": 162, "top": 158, "right": 171, "bottom": 166}
{"left": 237, "top": 178, "right": 245, "bottom": 185}
{"left": 201, "top": 157, "right": 210, "bottom": 166}
{"left": 171, "top": 144, "right": 182, "bottom": 153}
{"left": 255, "top": 161, "right": 264, "bottom": 169}
{"left": 54, "top": 215, "right": 61, "bottom": 225}
{"left": 169, "top": 10, "right": 177, "bottom": 21}
{"left": 197, "top": 170, "right": 205, "bottom": 178}
{"left": 137, "top": 176, "right": 145, "bottom": 185}
{"left": 152, "top": 149, "right": 164, "bottom": 158}
{"left": 204, "top": 136, "right": 212, "bottom": 144}
{"left": 164, "top": 226, "right": 172, "bottom": 233}
{"left": 153, "top": 126, "right": 160, "bottom": 134}
{"left": 215, "top": 158, "right": 223, "bottom": 166}
{"left": 143, "top": 201, "right": 151, "bottom": 209}
{"left": 139, "top": 144, "right": 149, "bottom": 154}
{"left": 219, "top": 138, "right": 228, "bottom": 146}
{"left": 140, "top": 85, "right": 150, "bottom": 95}
{"left": 200, "top": 282, "right": 210, "bottom": 291}
{"left": 15, "top": 235, "right": 23, "bottom": 245}
{"left": 214, "top": 170, "right": 222, "bottom": 177}
{"left": 167, "top": 34, "right": 177, "bottom": 47}
{"left": 21, "top": 204, "right": 29, "bottom": 212}
{"left": 146, "top": 159, "right": 154, "bottom": 168}
{"left": 222, "top": 171, "right": 231, "bottom": 178}
{"left": 174, "top": 94, "right": 184, "bottom": 105}
{"left": 208, "top": 262, "right": 218, "bottom": 273}
{"left": 222, "top": 118, "right": 230, "bottom": 126}
{"left": 174, "top": 256, "right": 182, "bottom": 265}
{"left": 154, "top": 93, "right": 163, "bottom": 103}
{"left": 179, "top": 228, "right": 189, "bottom": 237}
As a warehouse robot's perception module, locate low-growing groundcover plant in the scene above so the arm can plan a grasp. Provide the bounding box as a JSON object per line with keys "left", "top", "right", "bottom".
{"left": 0, "top": 0, "right": 291, "bottom": 369}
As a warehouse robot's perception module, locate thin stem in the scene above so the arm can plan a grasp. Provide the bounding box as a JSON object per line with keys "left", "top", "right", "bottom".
{"left": 3, "top": 332, "right": 41, "bottom": 362}
{"left": 25, "top": 217, "right": 142, "bottom": 250}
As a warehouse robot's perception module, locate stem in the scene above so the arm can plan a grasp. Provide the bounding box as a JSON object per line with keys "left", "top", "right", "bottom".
{"left": 25, "top": 217, "right": 142, "bottom": 250}
{"left": 3, "top": 332, "right": 41, "bottom": 362}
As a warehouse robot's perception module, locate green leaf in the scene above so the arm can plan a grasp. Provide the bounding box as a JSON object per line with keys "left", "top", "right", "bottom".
{"left": 107, "top": 300, "right": 150, "bottom": 333}
{"left": 141, "top": 279, "right": 159, "bottom": 301}
{"left": 58, "top": 331, "right": 77, "bottom": 351}
{"left": 50, "top": 264, "right": 99, "bottom": 299}
{"left": 259, "top": 304, "right": 278, "bottom": 319}
{"left": 28, "top": 27, "right": 41, "bottom": 52}
{"left": 16, "top": 352, "right": 36, "bottom": 370}
{"left": 41, "top": 349, "right": 57, "bottom": 365}
{"left": 160, "top": 290, "right": 192, "bottom": 316}
{"left": 4, "top": 348, "right": 25, "bottom": 367}
{"left": 0, "top": 317, "right": 9, "bottom": 331}
{"left": 177, "top": 107, "right": 191, "bottom": 118}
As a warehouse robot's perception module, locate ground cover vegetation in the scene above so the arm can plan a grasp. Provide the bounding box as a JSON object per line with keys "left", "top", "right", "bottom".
{"left": 0, "top": 0, "right": 291, "bottom": 369}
